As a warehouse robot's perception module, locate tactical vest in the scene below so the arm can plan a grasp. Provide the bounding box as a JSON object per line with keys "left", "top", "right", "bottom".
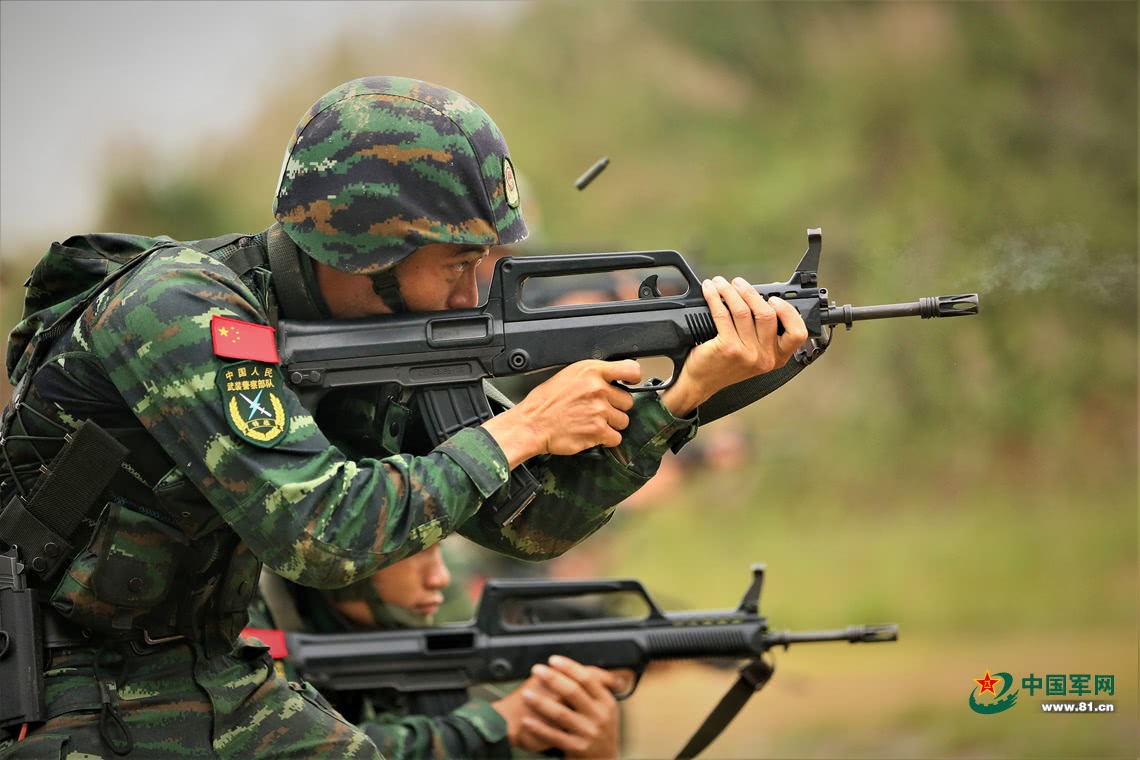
{"left": 0, "top": 231, "right": 274, "bottom": 656}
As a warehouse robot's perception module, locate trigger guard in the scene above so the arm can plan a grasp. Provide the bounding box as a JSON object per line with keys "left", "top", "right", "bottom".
{"left": 614, "top": 376, "right": 673, "bottom": 393}
{"left": 613, "top": 672, "right": 640, "bottom": 701}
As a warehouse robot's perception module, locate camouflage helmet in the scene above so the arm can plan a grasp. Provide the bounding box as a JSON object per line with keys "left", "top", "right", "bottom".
{"left": 273, "top": 76, "right": 528, "bottom": 275}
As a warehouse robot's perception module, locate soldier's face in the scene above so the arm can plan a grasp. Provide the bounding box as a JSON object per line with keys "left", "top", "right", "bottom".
{"left": 373, "top": 544, "right": 451, "bottom": 618}
{"left": 315, "top": 244, "right": 488, "bottom": 318}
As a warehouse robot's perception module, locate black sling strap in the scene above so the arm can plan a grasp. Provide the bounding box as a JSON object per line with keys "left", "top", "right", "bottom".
{"left": 676, "top": 658, "right": 776, "bottom": 760}
{"left": 697, "top": 333, "right": 829, "bottom": 425}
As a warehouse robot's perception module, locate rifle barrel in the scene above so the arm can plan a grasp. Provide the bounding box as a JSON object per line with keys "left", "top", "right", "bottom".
{"left": 822, "top": 294, "right": 979, "bottom": 329}
{"left": 766, "top": 624, "right": 899, "bottom": 647}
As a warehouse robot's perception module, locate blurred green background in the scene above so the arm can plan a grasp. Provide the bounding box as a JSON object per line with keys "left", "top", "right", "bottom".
{"left": 1, "top": 2, "right": 1136, "bottom": 757}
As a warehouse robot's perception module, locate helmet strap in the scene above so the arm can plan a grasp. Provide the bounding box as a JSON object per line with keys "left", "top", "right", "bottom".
{"left": 266, "top": 223, "right": 330, "bottom": 320}
{"left": 369, "top": 268, "right": 407, "bottom": 314}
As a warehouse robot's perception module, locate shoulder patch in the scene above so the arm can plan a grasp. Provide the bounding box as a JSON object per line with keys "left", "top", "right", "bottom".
{"left": 217, "top": 361, "right": 289, "bottom": 448}
{"left": 212, "top": 315, "right": 280, "bottom": 363}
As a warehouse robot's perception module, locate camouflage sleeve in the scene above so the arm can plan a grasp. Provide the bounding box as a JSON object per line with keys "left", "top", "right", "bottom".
{"left": 360, "top": 699, "right": 510, "bottom": 760}
{"left": 84, "top": 247, "right": 509, "bottom": 587}
{"left": 456, "top": 386, "right": 697, "bottom": 559}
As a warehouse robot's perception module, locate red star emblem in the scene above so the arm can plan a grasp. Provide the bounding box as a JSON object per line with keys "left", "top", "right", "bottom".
{"left": 975, "top": 670, "right": 999, "bottom": 696}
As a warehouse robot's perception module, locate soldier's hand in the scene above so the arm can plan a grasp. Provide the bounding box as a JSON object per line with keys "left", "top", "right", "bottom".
{"left": 661, "top": 276, "right": 808, "bottom": 417}
{"left": 492, "top": 668, "right": 568, "bottom": 753}
{"left": 483, "top": 359, "right": 640, "bottom": 467}
{"left": 514, "top": 655, "right": 626, "bottom": 759}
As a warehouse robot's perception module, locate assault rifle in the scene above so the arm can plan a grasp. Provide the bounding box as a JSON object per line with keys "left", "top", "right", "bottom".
{"left": 278, "top": 229, "right": 979, "bottom": 524}
{"left": 283, "top": 563, "right": 898, "bottom": 759}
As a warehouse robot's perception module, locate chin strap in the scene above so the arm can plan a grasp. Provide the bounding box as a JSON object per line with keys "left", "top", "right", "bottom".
{"left": 369, "top": 268, "right": 407, "bottom": 314}
{"left": 266, "top": 223, "right": 327, "bottom": 320}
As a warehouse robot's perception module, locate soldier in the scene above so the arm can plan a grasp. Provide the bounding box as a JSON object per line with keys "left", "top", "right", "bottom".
{"left": 0, "top": 76, "right": 807, "bottom": 757}
{"left": 247, "top": 544, "right": 627, "bottom": 759}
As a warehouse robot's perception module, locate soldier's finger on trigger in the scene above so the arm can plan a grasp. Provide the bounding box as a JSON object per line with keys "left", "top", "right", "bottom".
{"left": 549, "top": 655, "right": 609, "bottom": 698}
{"left": 597, "top": 359, "right": 641, "bottom": 384}
{"left": 534, "top": 662, "right": 589, "bottom": 710}
{"left": 580, "top": 665, "right": 624, "bottom": 701}
{"left": 603, "top": 384, "right": 634, "bottom": 412}
{"left": 547, "top": 656, "right": 601, "bottom": 697}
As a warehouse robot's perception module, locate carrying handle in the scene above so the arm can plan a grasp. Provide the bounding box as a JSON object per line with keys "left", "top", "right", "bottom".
{"left": 476, "top": 578, "right": 668, "bottom": 635}
{"left": 492, "top": 251, "right": 704, "bottom": 322}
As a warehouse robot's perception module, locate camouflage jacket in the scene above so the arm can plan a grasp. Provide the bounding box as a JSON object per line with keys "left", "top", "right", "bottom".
{"left": 2, "top": 231, "right": 697, "bottom": 644}
{"left": 247, "top": 584, "right": 513, "bottom": 759}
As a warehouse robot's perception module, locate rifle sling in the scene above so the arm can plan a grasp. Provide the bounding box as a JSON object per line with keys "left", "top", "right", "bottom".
{"left": 675, "top": 657, "right": 775, "bottom": 760}
{"left": 696, "top": 361, "right": 806, "bottom": 426}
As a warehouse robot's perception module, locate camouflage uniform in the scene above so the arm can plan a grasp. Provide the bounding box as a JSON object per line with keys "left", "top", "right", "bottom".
{"left": 0, "top": 77, "right": 695, "bottom": 758}
{"left": 247, "top": 577, "right": 515, "bottom": 759}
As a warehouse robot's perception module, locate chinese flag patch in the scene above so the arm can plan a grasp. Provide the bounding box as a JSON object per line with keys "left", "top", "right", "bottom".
{"left": 211, "top": 315, "right": 279, "bottom": 364}
{"left": 241, "top": 628, "right": 289, "bottom": 659}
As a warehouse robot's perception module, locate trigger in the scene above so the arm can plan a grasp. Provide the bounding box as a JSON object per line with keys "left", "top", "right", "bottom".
{"left": 638, "top": 275, "right": 661, "bottom": 299}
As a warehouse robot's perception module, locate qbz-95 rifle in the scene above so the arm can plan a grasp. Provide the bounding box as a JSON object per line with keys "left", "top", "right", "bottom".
{"left": 282, "top": 563, "right": 898, "bottom": 759}
{"left": 278, "top": 228, "right": 979, "bottom": 524}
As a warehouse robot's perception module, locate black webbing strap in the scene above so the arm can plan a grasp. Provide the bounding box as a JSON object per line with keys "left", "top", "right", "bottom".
{"left": 0, "top": 420, "right": 127, "bottom": 581}
{"left": 266, "top": 223, "right": 325, "bottom": 321}
{"left": 220, "top": 245, "right": 268, "bottom": 280}
{"left": 696, "top": 331, "right": 831, "bottom": 425}
{"left": 696, "top": 362, "right": 806, "bottom": 426}
{"left": 190, "top": 233, "right": 270, "bottom": 281}
{"left": 187, "top": 233, "right": 247, "bottom": 257}
{"left": 676, "top": 658, "right": 775, "bottom": 760}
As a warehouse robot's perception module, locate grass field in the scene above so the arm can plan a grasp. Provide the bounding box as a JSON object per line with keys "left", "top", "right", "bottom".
{"left": 596, "top": 390, "right": 1137, "bottom": 759}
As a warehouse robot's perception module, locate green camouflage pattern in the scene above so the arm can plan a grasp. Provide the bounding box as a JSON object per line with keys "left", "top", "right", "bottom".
{"left": 273, "top": 76, "right": 528, "bottom": 275}
{"left": 1, "top": 229, "right": 694, "bottom": 755}
{"left": 0, "top": 641, "right": 380, "bottom": 758}
{"left": 246, "top": 576, "right": 511, "bottom": 760}
{"left": 360, "top": 699, "right": 509, "bottom": 760}
{"left": 5, "top": 233, "right": 173, "bottom": 385}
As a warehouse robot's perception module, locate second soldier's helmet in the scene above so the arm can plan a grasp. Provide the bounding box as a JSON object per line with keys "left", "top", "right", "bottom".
{"left": 273, "top": 76, "right": 528, "bottom": 275}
